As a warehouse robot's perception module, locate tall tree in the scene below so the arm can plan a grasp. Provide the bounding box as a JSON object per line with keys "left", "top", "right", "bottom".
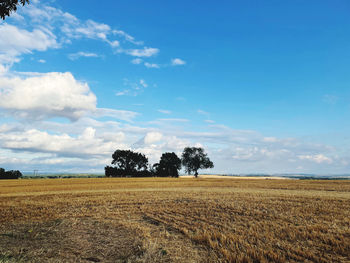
{"left": 0, "top": 0, "right": 30, "bottom": 20}
{"left": 181, "top": 147, "right": 214, "bottom": 178}
{"left": 154, "top": 152, "right": 182, "bottom": 177}
{"left": 111, "top": 149, "right": 148, "bottom": 175}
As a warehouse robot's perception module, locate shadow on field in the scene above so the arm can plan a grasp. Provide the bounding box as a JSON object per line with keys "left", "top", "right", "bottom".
{"left": 0, "top": 218, "right": 170, "bottom": 263}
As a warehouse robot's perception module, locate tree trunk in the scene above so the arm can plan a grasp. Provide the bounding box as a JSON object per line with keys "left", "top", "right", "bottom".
{"left": 194, "top": 171, "right": 198, "bottom": 178}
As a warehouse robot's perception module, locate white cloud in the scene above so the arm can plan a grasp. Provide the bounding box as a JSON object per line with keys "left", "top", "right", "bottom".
{"left": 205, "top": 120, "right": 215, "bottom": 124}
{"left": 23, "top": 4, "right": 121, "bottom": 50}
{"left": 231, "top": 147, "right": 275, "bottom": 162}
{"left": 92, "top": 108, "right": 138, "bottom": 122}
{"left": 113, "top": 29, "right": 143, "bottom": 45}
{"left": 133, "top": 133, "right": 191, "bottom": 163}
{"left": 140, "top": 79, "right": 148, "bottom": 88}
{"left": 171, "top": 58, "right": 186, "bottom": 66}
{"left": 144, "top": 132, "right": 163, "bottom": 144}
{"left": 0, "top": 72, "right": 96, "bottom": 121}
{"left": 299, "top": 154, "right": 333, "bottom": 164}
{"left": 38, "top": 59, "right": 46, "bottom": 63}
{"left": 126, "top": 47, "right": 159, "bottom": 57}
{"left": 263, "top": 137, "right": 278, "bottom": 143}
{"left": 149, "top": 118, "right": 190, "bottom": 126}
{"left": 144, "top": 62, "right": 160, "bottom": 68}
{"left": 9, "top": 1, "right": 159, "bottom": 63}
{"left": 131, "top": 58, "right": 143, "bottom": 64}
{"left": 158, "top": 118, "right": 189, "bottom": 122}
{"left": 62, "top": 19, "right": 111, "bottom": 41}
{"left": 158, "top": 109, "right": 171, "bottom": 114}
{"left": 0, "top": 127, "right": 126, "bottom": 158}
{"left": 108, "top": 40, "right": 120, "bottom": 47}
{"left": 115, "top": 90, "right": 130, "bottom": 96}
{"left": 0, "top": 114, "right": 346, "bottom": 173}
{"left": 116, "top": 78, "right": 149, "bottom": 96}
{"left": 0, "top": 64, "right": 9, "bottom": 75}
{"left": 9, "top": 12, "right": 24, "bottom": 21}
{"left": 0, "top": 1, "right": 346, "bottom": 175}
{"left": 197, "top": 109, "right": 209, "bottom": 117}
{"left": 68, "top": 51, "right": 99, "bottom": 60}
{"left": 0, "top": 23, "right": 58, "bottom": 65}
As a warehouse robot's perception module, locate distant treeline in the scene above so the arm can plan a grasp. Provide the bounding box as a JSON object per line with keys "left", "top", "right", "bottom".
{"left": 0, "top": 168, "right": 22, "bottom": 179}
{"left": 105, "top": 147, "right": 213, "bottom": 178}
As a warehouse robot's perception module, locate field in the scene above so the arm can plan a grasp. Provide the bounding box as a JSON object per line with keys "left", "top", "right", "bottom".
{"left": 1, "top": 177, "right": 350, "bottom": 262}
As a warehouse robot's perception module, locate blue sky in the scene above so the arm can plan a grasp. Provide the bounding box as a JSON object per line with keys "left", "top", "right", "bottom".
{"left": 0, "top": 0, "right": 349, "bottom": 174}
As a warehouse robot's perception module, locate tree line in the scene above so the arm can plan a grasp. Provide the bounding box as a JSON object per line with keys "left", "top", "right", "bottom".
{"left": 105, "top": 147, "right": 213, "bottom": 178}
{"left": 0, "top": 168, "right": 22, "bottom": 179}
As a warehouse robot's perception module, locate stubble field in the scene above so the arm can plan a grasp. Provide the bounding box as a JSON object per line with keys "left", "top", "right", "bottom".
{"left": 0, "top": 177, "right": 350, "bottom": 262}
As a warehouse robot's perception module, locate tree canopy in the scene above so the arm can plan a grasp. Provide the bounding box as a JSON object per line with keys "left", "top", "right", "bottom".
{"left": 154, "top": 152, "right": 182, "bottom": 177}
{"left": 111, "top": 149, "right": 148, "bottom": 172}
{"left": 105, "top": 147, "right": 214, "bottom": 178}
{"left": 181, "top": 147, "right": 214, "bottom": 177}
{"left": 0, "top": 0, "right": 29, "bottom": 20}
{"left": 0, "top": 168, "right": 22, "bottom": 179}
{"left": 105, "top": 150, "right": 149, "bottom": 177}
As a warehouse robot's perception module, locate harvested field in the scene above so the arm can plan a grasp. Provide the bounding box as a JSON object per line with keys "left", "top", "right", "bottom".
{"left": 0, "top": 177, "right": 350, "bottom": 262}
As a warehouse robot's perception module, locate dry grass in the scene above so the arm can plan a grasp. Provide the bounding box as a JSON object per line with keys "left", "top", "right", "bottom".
{"left": 1, "top": 177, "right": 350, "bottom": 262}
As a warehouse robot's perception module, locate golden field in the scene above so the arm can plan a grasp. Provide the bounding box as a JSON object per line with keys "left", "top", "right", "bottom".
{"left": 0, "top": 177, "right": 350, "bottom": 262}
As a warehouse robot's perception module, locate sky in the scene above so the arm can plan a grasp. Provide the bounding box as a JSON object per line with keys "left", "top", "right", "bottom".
{"left": 0, "top": 0, "right": 349, "bottom": 174}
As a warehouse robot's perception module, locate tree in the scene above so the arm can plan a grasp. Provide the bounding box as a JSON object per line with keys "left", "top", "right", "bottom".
{"left": 106, "top": 149, "right": 148, "bottom": 177}
{"left": 0, "top": 0, "right": 30, "bottom": 20}
{"left": 181, "top": 147, "right": 214, "bottom": 178}
{"left": 154, "top": 152, "right": 181, "bottom": 177}
{"left": 0, "top": 168, "right": 22, "bottom": 179}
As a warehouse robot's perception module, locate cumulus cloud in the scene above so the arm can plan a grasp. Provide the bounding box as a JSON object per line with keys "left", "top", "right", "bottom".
{"left": 0, "top": 114, "right": 346, "bottom": 173}
{"left": 0, "top": 72, "right": 96, "bottom": 121}
{"left": 171, "top": 58, "right": 186, "bottom": 66}
{"left": 0, "top": 127, "right": 126, "bottom": 158}
{"left": 133, "top": 133, "right": 191, "bottom": 163}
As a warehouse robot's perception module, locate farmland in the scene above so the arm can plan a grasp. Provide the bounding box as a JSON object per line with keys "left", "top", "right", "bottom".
{"left": 1, "top": 177, "right": 350, "bottom": 262}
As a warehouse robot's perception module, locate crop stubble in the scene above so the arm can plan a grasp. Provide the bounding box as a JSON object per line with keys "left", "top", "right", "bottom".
{"left": 0, "top": 178, "right": 350, "bottom": 262}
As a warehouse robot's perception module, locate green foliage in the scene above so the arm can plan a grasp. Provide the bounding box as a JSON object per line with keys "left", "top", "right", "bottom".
{"left": 181, "top": 147, "right": 214, "bottom": 177}
{"left": 105, "top": 147, "right": 213, "bottom": 178}
{"left": 0, "top": 168, "right": 22, "bottom": 179}
{"left": 106, "top": 150, "right": 149, "bottom": 177}
{"left": 0, "top": 0, "right": 29, "bottom": 20}
{"left": 111, "top": 149, "right": 148, "bottom": 172}
{"left": 153, "top": 152, "right": 181, "bottom": 177}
